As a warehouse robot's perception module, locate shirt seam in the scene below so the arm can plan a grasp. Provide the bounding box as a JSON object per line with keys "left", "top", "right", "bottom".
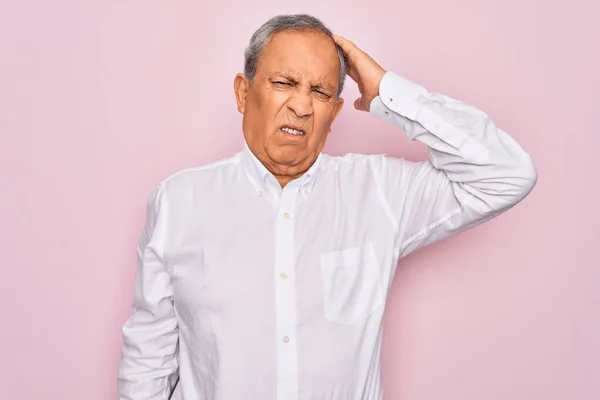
{"left": 398, "top": 205, "right": 462, "bottom": 255}
{"left": 160, "top": 155, "right": 240, "bottom": 185}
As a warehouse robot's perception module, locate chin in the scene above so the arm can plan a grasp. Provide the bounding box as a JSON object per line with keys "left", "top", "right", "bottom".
{"left": 268, "top": 146, "right": 306, "bottom": 166}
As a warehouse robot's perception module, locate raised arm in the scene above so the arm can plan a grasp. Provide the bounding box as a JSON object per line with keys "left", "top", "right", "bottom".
{"left": 334, "top": 34, "right": 537, "bottom": 257}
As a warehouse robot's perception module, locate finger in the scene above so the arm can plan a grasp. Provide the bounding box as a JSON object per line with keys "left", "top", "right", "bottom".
{"left": 345, "top": 63, "right": 359, "bottom": 81}
{"left": 332, "top": 33, "right": 357, "bottom": 56}
{"left": 332, "top": 33, "right": 348, "bottom": 47}
{"left": 354, "top": 97, "right": 367, "bottom": 111}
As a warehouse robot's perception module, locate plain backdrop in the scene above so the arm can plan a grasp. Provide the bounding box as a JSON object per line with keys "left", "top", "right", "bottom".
{"left": 1, "top": 1, "right": 598, "bottom": 399}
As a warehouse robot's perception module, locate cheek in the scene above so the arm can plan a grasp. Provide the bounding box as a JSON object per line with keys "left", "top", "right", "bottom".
{"left": 308, "top": 109, "right": 335, "bottom": 146}
{"left": 313, "top": 106, "right": 336, "bottom": 131}
{"left": 255, "top": 92, "right": 287, "bottom": 122}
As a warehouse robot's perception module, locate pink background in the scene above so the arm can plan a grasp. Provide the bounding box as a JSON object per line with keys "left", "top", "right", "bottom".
{"left": 1, "top": 1, "right": 598, "bottom": 399}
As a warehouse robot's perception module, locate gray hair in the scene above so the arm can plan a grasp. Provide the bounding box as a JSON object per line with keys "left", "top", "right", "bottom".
{"left": 244, "top": 14, "right": 347, "bottom": 96}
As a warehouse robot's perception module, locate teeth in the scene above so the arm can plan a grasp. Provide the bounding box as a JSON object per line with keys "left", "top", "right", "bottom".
{"left": 281, "top": 127, "right": 304, "bottom": 136}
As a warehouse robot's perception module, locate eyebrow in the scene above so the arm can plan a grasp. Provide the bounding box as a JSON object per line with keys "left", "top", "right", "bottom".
{"left": 272, "top": 74, "right": 337, "bottom": 92}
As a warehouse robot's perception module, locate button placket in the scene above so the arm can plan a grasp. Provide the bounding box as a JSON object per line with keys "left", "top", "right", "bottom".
{"left": 273, "top": 184, "right": 300, "bottom": 398}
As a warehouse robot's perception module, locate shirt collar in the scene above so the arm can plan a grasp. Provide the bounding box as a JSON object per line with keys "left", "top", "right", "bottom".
{"left": 240, "top": 140, "right": 322, "bottom": 197}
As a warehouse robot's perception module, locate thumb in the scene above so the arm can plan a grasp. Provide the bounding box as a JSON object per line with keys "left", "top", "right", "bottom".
{"left": 354, "top": 97, "right": 368, "bottom": 112}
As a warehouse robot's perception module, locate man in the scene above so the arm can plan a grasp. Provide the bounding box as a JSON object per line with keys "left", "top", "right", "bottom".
{"left": 117, "top": 13, "right": 536, "bottom": 400}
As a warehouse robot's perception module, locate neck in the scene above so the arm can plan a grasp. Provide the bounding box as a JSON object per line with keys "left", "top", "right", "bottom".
{"left": 273, "top": 171, "right": 303, "bottom": 188}
{"left": 264, "top": 158, "right": 315, "bottom": 189}
{"left": 243, "top": 142, "right": 318, "bottom": 189}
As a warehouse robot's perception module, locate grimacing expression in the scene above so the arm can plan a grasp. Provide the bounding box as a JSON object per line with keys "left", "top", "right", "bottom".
{"left": 234, "top": 29, "right": 345, "bottom": 185}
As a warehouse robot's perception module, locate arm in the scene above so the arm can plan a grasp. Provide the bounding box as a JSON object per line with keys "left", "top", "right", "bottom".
{"left": 332, "top": 34, "right": 537, "bottom": 258}
{"left": 118, "top": 183, "right": 179, "bottom": 400}
{"left": 369, "top": 72, "right": 537, "bottom": 257}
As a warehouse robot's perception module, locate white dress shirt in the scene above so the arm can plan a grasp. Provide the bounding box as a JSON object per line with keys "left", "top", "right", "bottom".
{"left": 117, "top": 71, "right": 537, "bottom": 400}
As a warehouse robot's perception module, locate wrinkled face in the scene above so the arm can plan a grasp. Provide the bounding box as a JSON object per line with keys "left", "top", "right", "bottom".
{"left": 234, "top": 29, "right": 344, "bottom": 186}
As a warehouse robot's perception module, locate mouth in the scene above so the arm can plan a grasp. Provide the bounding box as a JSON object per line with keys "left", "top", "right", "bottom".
{"left": 280, "top": 125, "right": 306, "bottom": 137}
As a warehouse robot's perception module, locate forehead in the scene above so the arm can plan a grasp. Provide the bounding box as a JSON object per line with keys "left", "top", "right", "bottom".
{"left": 258, "top": 30, "right": 340, "bottom": 84}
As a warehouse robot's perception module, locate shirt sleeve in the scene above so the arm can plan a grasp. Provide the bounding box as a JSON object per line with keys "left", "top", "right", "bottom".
{"left": 117, "top": 182, "right": 179, "bottom": 400}
{"left": 368, "top": 71, "right": 537, "bottom": 258}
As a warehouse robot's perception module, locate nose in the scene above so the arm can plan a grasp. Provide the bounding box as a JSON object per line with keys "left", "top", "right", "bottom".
{"left": 287, "top": 90, "right": 313, "bottom": 118}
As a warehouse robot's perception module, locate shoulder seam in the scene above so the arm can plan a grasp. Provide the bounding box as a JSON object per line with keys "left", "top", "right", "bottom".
{"left": 160, "top": 155, "right": 240, "bottom": 185}
{"left": 323, "top": 153, "right": 384, "bottom": 168}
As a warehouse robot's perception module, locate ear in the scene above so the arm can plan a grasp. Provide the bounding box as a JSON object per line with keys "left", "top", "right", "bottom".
{"left": 234, "top": 73, "right": 250, "bottom": 114}
{"left": 328, "top": 96, "right": 345, "bottom": 132}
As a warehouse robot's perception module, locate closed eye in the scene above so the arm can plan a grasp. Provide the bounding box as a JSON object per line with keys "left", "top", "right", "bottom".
{"left": 313, "top": 89, "right": 332, "bottom": 99}
{"left": 273, "top": 81, "right": 292, "bottom": 87}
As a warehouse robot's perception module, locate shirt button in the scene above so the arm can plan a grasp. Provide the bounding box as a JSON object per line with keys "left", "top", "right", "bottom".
{"left": 283, "top": 336, "right": 290, "bottom": 343}
{"left": 389, "top": 97, "right": 394, "bottom": 102}
{"left": 258, "top": 190, "right": 265, "bottom": 197}
{"left": 283, "top": 212, "right": 291, "bottom": 219}
{"left": 433, "top": 122, "right": 440, "bottom": 130}
{"left": 303, "top": 189, "right": 310, "bottom": 195}
{"left": 384, "top": 111, "right": 389, "bottom": 115}
{"left": 281, "top": 272, "right": 288, "bottom": 279}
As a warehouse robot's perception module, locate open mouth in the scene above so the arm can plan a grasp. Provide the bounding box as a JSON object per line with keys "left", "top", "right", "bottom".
{"left": 280, "top": 126, "right": 306, "bottom": 136}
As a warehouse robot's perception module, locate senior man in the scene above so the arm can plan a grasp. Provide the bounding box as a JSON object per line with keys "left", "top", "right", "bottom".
{"left": 117, "top": 13, "right": 537, "bottom": 400}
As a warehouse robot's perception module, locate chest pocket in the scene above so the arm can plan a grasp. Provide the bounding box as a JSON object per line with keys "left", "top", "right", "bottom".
{"left": 319, "top": 242, "right": 385, "bottom": 325}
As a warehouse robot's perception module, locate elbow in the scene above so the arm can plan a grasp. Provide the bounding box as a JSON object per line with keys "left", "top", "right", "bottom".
{"left": 509, "top": 154, "right": 538, "bottom": 204}
{"left": 462, "top": 151, "right": 538, "bottom": 214}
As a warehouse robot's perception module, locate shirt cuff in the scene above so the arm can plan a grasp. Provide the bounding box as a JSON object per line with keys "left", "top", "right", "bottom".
{"left": 369, "top": 71, "right": 428, "bottom": 142}
{"left": 369, "top": 71, "right": 489, "bottom": 159}
{"left": 370, "top": 71, "right": 428, "bottom": 119}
